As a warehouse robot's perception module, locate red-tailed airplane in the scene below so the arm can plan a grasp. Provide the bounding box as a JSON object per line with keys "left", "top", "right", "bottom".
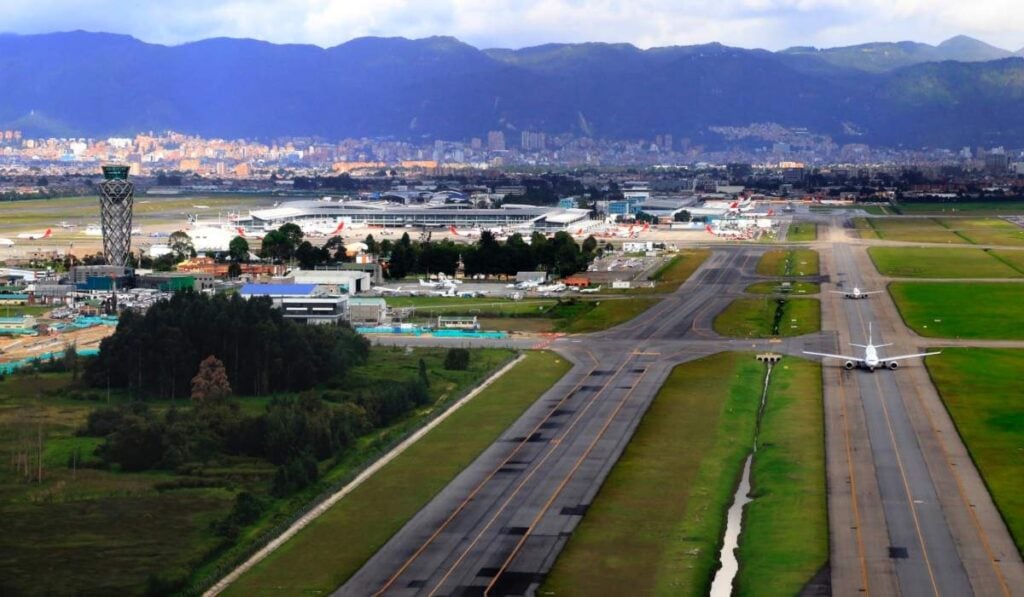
{"left": 17, "top": 228, "right": 52, "bottom": 240}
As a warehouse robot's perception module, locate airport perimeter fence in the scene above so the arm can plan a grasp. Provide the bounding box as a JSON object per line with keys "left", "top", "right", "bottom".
{"left": 190, "top": 350, "right": 522, "bottom": 596}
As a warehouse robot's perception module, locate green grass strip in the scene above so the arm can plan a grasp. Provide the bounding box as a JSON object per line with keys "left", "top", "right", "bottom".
{"left": 542, "top": 352, "right": 763, "bottom": 596}
{"left": 224, "top": 351, "right": 572, "bottom": 595}
{"left": 926, "top": 349, "right": 1024, "bottom": 555}
{"left": 736, "top": 358, "right": 827, "bottom": 594}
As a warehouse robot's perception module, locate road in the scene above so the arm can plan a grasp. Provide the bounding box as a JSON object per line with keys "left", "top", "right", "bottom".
{"left": 338, "top": 246, "right": 833, "bottom": 596}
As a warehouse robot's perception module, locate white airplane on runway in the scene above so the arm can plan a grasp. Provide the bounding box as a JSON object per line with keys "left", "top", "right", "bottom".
{"left": 0, "top": 237, "right": 14, "bottom": 247}
{"left": 579, "top": 285, "right": 602, "bottom": 294}
{"left": 16, "top": 228, "right": 52, "bottom": 240}
{"left": 803, "top": 323, "right": 941, "bottom": 371}
{"left": 831, "top": 287, "right": 883, "bottom": 300}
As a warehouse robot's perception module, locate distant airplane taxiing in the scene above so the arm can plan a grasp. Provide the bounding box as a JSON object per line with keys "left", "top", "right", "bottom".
{"left": 831, "top": 287, "right": 883, "bottom": 300}
{"left": 803, "top": 323, "right": 940, "bottom": 371}
{"left": 16, "top": 228, "right": 52, "bottom": 240}
{"left": 0, "top": 237, "right": 14, "bottom": 247}
{"left": 579, "top": 285, "right": 602, "bottom": 294}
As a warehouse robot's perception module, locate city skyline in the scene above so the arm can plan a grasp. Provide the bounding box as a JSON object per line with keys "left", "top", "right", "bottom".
{"left": 3, "top": 0, "right": 1023, "bottom": 52}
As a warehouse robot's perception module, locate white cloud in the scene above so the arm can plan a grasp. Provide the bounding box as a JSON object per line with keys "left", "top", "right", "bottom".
{"left": 0, "top": 0, "right": 1021, "bottom": 51}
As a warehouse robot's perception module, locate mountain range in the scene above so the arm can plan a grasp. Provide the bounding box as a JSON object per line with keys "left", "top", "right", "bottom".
{"left": 1, "top": 31, "right": 1023, "bottom": 148}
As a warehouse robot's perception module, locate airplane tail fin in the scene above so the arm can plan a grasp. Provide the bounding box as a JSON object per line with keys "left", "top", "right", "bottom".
{"left": 43, "top": 228, "right": 52, "bottom": 238}
{"left": 850, "top": 343, "right": 868, "bottom": 349}
{"left": 705, "top": 224, "right": 714, "bottom": 236}
{"left": 236, "top": 227, "right": 246, "bottom": 237}
{"left": 332, "top": 221, "right": 344, "bottom": 235}
{"left": 449, "top": 225, "right": 459, "bottom": 235}
{"left": 875, "top": 343, "right": 894, "bottom": 348}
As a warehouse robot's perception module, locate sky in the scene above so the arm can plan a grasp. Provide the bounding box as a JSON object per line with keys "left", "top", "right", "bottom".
{"left": 2, "top": 0, "right": 1023, "bottom": 51}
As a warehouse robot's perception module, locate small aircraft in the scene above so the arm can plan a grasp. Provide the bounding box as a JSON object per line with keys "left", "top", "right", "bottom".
{"left": 16, "top": 228, "right": 52, "bottom": 240}
{"left": 449, "top": 225, "right": 482, "bottom": 238}
{"left": 831, "top": 287, "right": 883, "bottom": 300}
{"left": 803, "top": 323, "right": 941, "bottom": 371}
{"left": 374, "top": 286, "right": 405, "bottom": 295}
{"left": 0, "top": 237, "right": 14, "bottom": 247}
{"left": 536, "top": 283, "right": 567, "bottom": 293}
{"left": 579, "top": 285, "right": 602, "bottom": 294}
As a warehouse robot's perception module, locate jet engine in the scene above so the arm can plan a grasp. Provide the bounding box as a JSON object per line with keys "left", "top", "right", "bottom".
{"left": 887, "top": 361, "right": 899, "bottom": 370}
{"left": 844, "top": 360, "right": 856, "bottom": 370}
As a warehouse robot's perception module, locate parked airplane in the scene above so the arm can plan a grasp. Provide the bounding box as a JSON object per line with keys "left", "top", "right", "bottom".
{"left": 16, "top": 228, "right": 52, "bottom": 240}
{"left": 705, "top": 224, "right": 751, "bottom": 239}
{"left": 579, "top": 285, "right": 602, "bottom": 294}
{"left": 449, "top": 225, "right": 481, "bottom": 238}
{"left": 803, "top": 323, "right": 940, "bottom": 371}
{"left": 84, "top": 224, "right": 102, "bottom": 236}
{"left": 536, "top": 283, "right": 567, "bottom": 293}
{"left": 300, "top": 219, "right": 345, "bottom": 238}
{"left": 0, "top": 237, "right": 14, "bottom": 247}
{"left": 832, "top": 287, "right": 883, "bottom": 300}
{"left": 59, "top": 221, "right": 75, "bottom": 229}
{"left": 374, "top": 286, "right": 405, "bottom": 295}
{"left": 235, "top": 227, "right": 265, "bottom": 240}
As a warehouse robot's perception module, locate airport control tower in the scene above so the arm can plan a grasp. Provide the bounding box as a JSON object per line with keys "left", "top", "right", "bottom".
{"left": 97, "top": 164, "right": 134, "bottom": 266}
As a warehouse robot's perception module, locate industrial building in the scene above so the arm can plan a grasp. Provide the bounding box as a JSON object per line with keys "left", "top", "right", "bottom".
{"left": 290, "top": 269, "right": 371, "bottom": 294}
{"left": 239, "top": 283, "right": 349, "bottom": 325}
{"left": 234, "top": 200, "right": 591, "bottom": 232}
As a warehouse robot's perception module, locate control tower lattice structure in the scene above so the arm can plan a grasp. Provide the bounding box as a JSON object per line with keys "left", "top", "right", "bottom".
{"left": 97, "top": 165, "right": 134, "bottom": 266}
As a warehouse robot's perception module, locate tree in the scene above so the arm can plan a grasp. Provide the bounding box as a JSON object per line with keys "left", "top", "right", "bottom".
{"left": 228, "top": 236, "right": 250, "bottom": 262}
{"left": 227, "top": 262, "right": 242, "bottom": 278}
{"left": 190, "top": 355, "right": 232, "bottom": 403}
{"left": 418, "top": 358, "right": 430, "bottom": 388}
{"left": 674, "top": 210, "right": 692, "bottom": 222}
{"left": 444, "top": 348, "right": 470, "bottom": 371}
{"left": 168, "top": 231, "right": 196, "bottom": 261}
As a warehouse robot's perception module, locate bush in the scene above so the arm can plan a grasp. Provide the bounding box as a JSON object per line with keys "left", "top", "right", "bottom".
{"left": 444, "top": 348, "right": 470, "bottom": 371}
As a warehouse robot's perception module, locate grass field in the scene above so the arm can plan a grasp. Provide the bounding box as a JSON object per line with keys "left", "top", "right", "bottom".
{"left": 889, "top": 283, "right": 1024, "bottom": 340}
{"left": 556, "top": 298, "right": 659, "bottom": 333}
{"left": 786, "top": 223, "right": 817, "bottom": 241}
{"left": 895, "top": 202, "right": 1024, "bottom": 215}
{"left": 389, "top": 295, "right": 659, "bottom": 334}
{"left": 938, "top": 218, "right": 1024, "bottom": 247}
{"left": 0, "top": 194, "right": 271, "bottom": 234}
{"left": 736, "top": 358, "right": 827, "bottom": 594}
{"left": 756, "top": 249, "right": 819, "bottom": 277}
{"left": 745, "top": 281, "right": 820, "bottom": 295}
{"left": 543, "top": 353, "right": 826, "bottom": 596}
{"left": 713, "top": 297, "right": 821, "bottom": 338}
{"left": 0, "top": 304, "right": 51, "bottom": 317}
{"left": 0, "top": 347, "right": 515, "bottom": 595}
{"left": 926, "top": 349, "right": 1024, "bottom": 554}
{"left": 865, "top": 218, "right": 963, "bottom": 244}
{"left": 853, "top": 218, "right": 879, "bottom": 239}
{"left": 990, "top": 250, "right": 1024, "bottom": 275}
{"left": 225, "top": 351, "right": 571, "bottom": 595}
{"left": 868, "top": 247, "right": 1023, "bottom": 278}
{"left": 648, "top": 249, "right": 711, "bottom": 292}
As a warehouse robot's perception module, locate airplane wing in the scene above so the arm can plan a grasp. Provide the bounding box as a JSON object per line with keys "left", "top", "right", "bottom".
{"left": 802, "top": 350, "right": 862, "bottom": 362}
{"left": 882, "top": 351, "right": 942, "bottom": 363}
{"left": 863, "top": 291, "right": 885, "bottom": 295}
{"left": 828, "top": 290, "right": 846, "bottom": 294}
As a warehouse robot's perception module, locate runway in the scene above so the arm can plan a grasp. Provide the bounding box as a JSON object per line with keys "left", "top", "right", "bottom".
{"left": 332, "top": 230, "right": 1023, "bottom": 596}
{"left": 337, "top": 246, "right": 834, "bottom": 596}
{"left": 822, "top": 230, "right": 1024, "bottom": 596}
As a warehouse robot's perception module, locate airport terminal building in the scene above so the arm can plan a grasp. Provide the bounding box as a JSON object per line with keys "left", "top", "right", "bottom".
{"left": 234, "top": 200, "right": 591, "bottom": 232}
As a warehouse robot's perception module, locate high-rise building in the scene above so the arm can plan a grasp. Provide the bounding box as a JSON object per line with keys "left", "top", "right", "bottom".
{"left": 487, "top": 130, "right": 506, "bottom": 151}
{"left": 97, "top": 165, "right": 134, "bottom": 266}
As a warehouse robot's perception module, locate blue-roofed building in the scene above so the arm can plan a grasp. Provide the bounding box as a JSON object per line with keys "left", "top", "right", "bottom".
{"left": 240, "top": 284, "right": 317, "bottom": 299}
{"left": 240, "top": 284, "right": 347, "bottom": 325}
{"left": 558, "top": 197, "right": 578, "bottom": 209}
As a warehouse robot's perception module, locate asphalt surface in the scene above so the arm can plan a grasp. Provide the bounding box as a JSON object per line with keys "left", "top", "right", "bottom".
{"left": 335, "top": 225, "right": 1024, "bottom": 596}
{"left": 338, "top": 246, "right": 834, "bottom": 597}
{"left": 821, "top": 226, "right": 1024, "bottom": 597}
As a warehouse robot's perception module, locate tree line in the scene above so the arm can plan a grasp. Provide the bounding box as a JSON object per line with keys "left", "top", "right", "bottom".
{"left": 379, "top": 230, "right": 599, "bottom": 279}
{"left": 85, "top": 292, "right": 369, "bottom": 398}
